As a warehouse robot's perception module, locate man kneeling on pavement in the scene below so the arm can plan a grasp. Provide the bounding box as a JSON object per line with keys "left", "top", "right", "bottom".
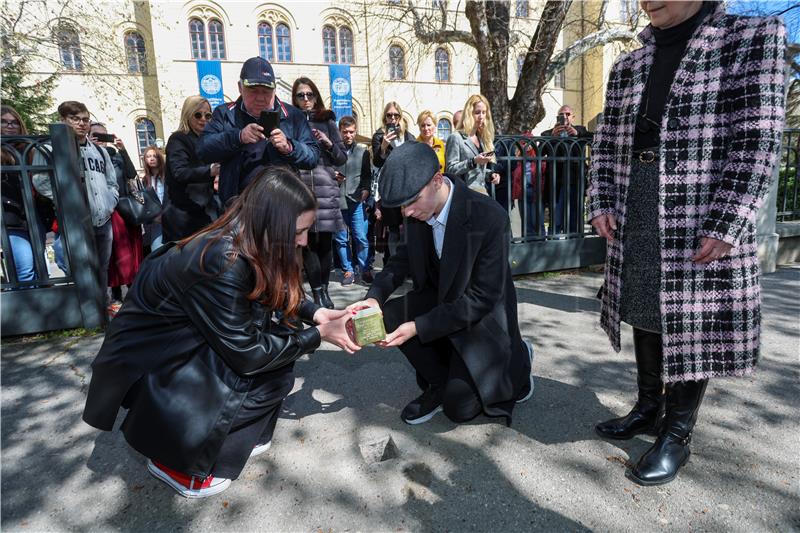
{"left": 350, "top": 142, "right": 534, "bottom": 425}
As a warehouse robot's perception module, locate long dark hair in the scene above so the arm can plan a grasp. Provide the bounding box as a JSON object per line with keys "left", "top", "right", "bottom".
{"left": 292, "top": 77, "right": 331, "bottom": 121}
{"left": 141, "top": 145, "right": 165, "bottom": 188}
{"left": 177, "top": 166, "right": 317, "bottom": 318}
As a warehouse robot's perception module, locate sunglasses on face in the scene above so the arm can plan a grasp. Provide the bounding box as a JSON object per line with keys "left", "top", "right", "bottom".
{"left": 194, "top": 112, "right": 213, "bottom": 120}
{"left": 295, "top": 92, "right": 315, "bottom": 101}
{"left": 1, "top": 119, "right": 20, "bottom": 127}
{"left": 385, "top": 113, "right": 401, "bottom": 119}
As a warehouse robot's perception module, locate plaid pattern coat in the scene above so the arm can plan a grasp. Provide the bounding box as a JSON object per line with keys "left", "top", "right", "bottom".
{"left": 587, "top": 4, "right": 786, "bottom": 383}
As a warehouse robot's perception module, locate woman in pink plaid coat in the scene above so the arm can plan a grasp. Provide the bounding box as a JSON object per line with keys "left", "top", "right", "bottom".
{"left": 588, "top": 0, "right": 785, "bottom": 486}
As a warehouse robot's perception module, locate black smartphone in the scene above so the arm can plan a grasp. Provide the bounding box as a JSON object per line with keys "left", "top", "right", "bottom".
{"left": 556, "top": 114, "right": 566, "bottom": 126}
{"left": 259, "top": 110, "right": 280, "bottom": 133}
{"left": 482, "top": 150, "right": 496, "bottom": 156}
{"left": 94, "top": 133, "right": 115, "bottom": 143}
{"left": 386, "top": 124, "right": 398, "bottom": 133}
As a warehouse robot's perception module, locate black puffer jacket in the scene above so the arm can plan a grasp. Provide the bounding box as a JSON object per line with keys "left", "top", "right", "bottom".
{"left": 298, "top": 110, "right": 347, "bottom": 233}
{"left": 82, "top": 232, "right": 321, "bottom": 477}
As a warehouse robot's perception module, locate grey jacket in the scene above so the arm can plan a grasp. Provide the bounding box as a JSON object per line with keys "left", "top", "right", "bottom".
{"left": 33, "top": 140, "right": 119, "bottom": 227}
{"left": 298, "top": 113, "right": 347, "bottom": 233}
{"left": 337, "top": 143, "right": 371, "bottom": 208}
{"left": 444, "top": 132, "right": 490, "bottom": 192}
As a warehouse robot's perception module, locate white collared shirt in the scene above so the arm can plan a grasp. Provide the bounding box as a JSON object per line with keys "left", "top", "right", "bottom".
{"left": 426, "top": 177, "right": 454, "bottom": 258}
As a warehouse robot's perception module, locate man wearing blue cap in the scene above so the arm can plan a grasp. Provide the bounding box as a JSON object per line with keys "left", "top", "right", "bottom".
{"left": 350, "top": 142, "right": 534, "bottom": 426}
{"left": 198, "top": 57, "right": 320, "bottom": 204}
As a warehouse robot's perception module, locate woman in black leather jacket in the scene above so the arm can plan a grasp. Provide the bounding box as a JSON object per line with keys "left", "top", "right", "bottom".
{"left": 82, "top": 166, "right": 359, "bottom": 499}
{"left": 162, "top": 96, "right": 221, "bottom": 242}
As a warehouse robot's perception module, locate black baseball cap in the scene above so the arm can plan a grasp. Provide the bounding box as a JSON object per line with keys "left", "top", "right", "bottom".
{"left": 240, "top": 57, "right": 276, "bottom": 88}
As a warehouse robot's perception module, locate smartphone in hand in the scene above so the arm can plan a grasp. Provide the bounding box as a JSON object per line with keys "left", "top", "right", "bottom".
{"left": 93, "top": 133, "right": 116, "bottom": 143}
{"left": 259, "top": 110, "right": 280, "bottom": 134}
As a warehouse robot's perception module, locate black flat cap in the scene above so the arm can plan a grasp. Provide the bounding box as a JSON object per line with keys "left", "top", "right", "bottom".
{"left": 378, "top": 141, "right": 440, "bottom": 208}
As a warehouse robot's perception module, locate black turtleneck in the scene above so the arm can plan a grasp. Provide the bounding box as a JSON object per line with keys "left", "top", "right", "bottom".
{"left": 634, "top": 1, "right": 715, "bottom": 150}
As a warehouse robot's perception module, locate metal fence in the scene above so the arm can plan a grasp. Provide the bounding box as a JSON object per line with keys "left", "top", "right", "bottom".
{"left": 777, "top": 128, "right": 799, "bottom": 222}
{"left": 1, "top": 123, "right": 106, "bottom": 336}
{"left": 487, "top": 134, "right": 605, "bottom": 274}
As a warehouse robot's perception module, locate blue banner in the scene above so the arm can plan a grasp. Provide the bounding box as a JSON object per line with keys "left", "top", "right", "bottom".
{"left": 328, "top": 64, "right": 352, "bottom": 124}
{"left": 196, "top": 60, "right": 224, "bottom": 109}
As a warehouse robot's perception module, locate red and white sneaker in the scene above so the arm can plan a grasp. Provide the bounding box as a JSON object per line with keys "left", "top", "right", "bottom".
{"left": 250, "top": 440, "right": 272, "bottom": 458}
{"left": 146, "top": 459, "right": 230, "bottom": 498}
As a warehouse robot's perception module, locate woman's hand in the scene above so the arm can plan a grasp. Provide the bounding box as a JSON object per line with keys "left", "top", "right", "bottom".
{"left": 346, "top": 298, "right": 381, "bottom": 313}
{"left": 311, "top": 128, "right": 332, "bottom": 149}
{"left": 489, "top": 173, "right": 500, "bottom": 185}
{"left": 693, "top": 237, "right": 733, "bottom": 264}
{"left": 474, "top": 153, "right": 492, "bottom": 166}
{"left": 381, "top": 130, "right": 397, "bottom": 153}
{"left": 317, "top": 314, "right": 361, "bottom": 354}
{"left": 591, "top": 214, "right": 617, "bottom": 241}
{"left": 313, "top": 307, "right": 348, "bottom": 325}
{"left": 113, "top": 136, "right": 126, "bottom": 152}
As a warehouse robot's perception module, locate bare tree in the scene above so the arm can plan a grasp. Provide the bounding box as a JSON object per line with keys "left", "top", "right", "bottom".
{"left": 390, "top": 0, "right": 640, "bottom": 133}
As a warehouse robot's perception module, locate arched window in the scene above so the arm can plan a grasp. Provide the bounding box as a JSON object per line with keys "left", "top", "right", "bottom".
{"left": 389, "top": 45, "right": 405, "bottom": 80}
{"left": 322, "top": 25, "right": 337, "bottom": 63}
{"left": 516, "top": 0, "right": 528, "bottom": 17}
{"left": 517, "top": 55, "right": 525, "bottom": 80}
{"left": 124, "top": 31, "right": 147, "bottom": 74}
{"left": 258, "top": 23, "right": 274, "bottom": 61}
{"left": 276, "top": 23, "right": 292, "bottom": 62}
{"left": 435, "top": 47, "right": 450, "bottom": 82}
{"left": 56, "top": 27, "right": 82, "bottom": 71}
{"left": 135, "top": 118, "right": 156, "bottom": 158}
{"left": 207, "top": 19, "right": 226, "bottom": 59}
{"left": 437, "top": 118, "right": 452, "bottom": 140}
{"left": 339, "top": 26, "right": 354, "bottom": 64}
{"left": 188, "top": 18, "right": 207, "bottom": 59}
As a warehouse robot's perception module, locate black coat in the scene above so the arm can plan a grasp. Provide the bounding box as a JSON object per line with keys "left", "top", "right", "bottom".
{"left": 162, "top": 130, "right": 218, "bottom": 242}
{"left": 82, "top": 233, "right": 321, "bottom": 477}
{"left": 366, "top": 178, "right": 529, "bottom": 422}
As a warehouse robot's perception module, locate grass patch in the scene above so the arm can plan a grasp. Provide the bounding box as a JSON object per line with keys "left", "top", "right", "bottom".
{"left": 3, "top": 326, "right": 104, "bottom": 344}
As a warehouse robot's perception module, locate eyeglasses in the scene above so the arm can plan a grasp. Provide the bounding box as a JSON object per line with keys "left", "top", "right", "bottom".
{"left": 385, "top": 113, "right": 401, "bottom": 119}
{"left": 295, "top": 92, "right": 315, "bottom": 101}
{"left": 193, "top": 112, "right": 213, "bottom": 120}
{"left": 67, "top": 116, "right": 91, "bottom": 124}
{"left": 1, "top": 119, "right": 20, "bottom": 127}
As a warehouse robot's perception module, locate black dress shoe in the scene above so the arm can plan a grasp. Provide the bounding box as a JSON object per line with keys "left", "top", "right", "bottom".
{"left": 401, "top": 387, "right": 443, "bottom": 425}
{"left": 516, "top": 340, "right": 534, "bottom": 403}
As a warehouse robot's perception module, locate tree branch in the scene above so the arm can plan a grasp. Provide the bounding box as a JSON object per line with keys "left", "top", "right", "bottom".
{"left": 407, "top": 0, "right": 475, "bottom": 45}
{"left": 546, "top": 26, "right": 638, "bottom": 80}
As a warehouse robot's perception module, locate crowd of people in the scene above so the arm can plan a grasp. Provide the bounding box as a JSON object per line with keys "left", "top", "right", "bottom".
{"left": 2, "top": 0, "right": 786, "bottom": 502}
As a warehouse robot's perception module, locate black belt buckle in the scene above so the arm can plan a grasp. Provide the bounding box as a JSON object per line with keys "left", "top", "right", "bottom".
{"left": 638, "top": 150, "right": 657, "bottom": 163}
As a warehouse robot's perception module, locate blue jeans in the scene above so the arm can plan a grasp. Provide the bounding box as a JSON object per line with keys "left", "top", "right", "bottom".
{"left": 334, "top": 199, "right": 370, "bottom": 274}
{"left": 54, "top": 220, "right": 113, "bottom": 302}
{"left": 8, "top": 230, "right": 36, "bottom": 281}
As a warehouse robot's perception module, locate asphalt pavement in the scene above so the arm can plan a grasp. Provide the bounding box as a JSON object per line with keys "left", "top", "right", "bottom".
{"left": 2, "top": 266, "right": 798, "bottom": 532}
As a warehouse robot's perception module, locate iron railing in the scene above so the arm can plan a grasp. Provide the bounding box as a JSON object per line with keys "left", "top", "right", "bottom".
{"left": 486, "top": 134, "right": 605, "bottom": 274}
{"left": 1, "top": 123, "right": 106, "bottom": 336}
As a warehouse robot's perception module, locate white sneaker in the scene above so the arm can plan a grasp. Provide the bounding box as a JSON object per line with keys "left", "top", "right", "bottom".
{"left": 147, "top": 459, "right": 230, "bottom": 499}
{"left": 516, "top": 340, "right": 535, "bottom": 403}
{"left": 250, "top": 440, "right": 272, "bottom": 457}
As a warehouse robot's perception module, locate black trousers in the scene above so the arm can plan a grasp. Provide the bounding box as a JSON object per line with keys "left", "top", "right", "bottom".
{"left": 303, "top": 231, "right": 334, "bottom": 288}
{"left": 383, "top": 288, "right": 483, "bottom": 423}
{"left": 211, "top": 364, "right": 295, "bottom": 479}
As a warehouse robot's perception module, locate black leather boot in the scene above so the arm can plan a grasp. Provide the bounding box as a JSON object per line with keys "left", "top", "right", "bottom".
{"left": 320, "top": 284, "right": 334, "bottom": 309}
{"left": 596, "top": 328, "right": 664, "bottom": 440}
{"left": 626, "top": 378, "right": 708, "bottom": 486}
{"left": 311, "top": 287, "right": 324, "bottom": 306}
